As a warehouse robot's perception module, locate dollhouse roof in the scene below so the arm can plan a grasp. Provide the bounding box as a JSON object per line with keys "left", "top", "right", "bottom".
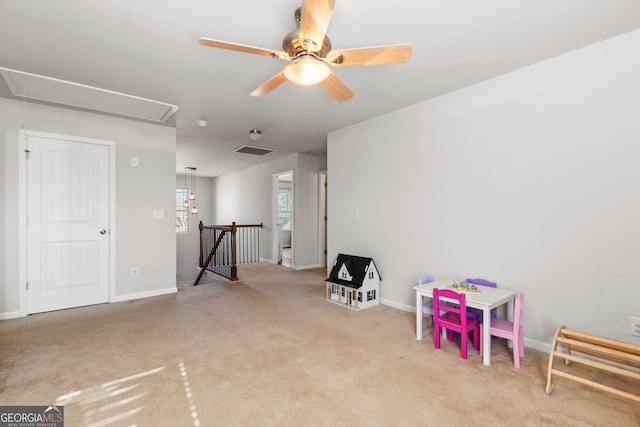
{"left": 326, "top": 254, "right": 381, "bottom": 289}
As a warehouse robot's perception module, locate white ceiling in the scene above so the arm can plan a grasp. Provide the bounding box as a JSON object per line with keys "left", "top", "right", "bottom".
{"left": 1, "top": 1, "right": 639, "bottom": 177}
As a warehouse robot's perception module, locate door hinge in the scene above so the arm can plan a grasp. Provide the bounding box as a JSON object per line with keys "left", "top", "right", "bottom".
{"left": 25, "top": 149, "right": 30, "bottom": 160}
{"left": 26, "top": 281, "right": 29, "bottom": 291}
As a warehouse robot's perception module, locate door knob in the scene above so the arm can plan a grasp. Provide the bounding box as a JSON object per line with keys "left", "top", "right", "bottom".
{"left": 100, "top": 229, "right": 107, "bottom": 235}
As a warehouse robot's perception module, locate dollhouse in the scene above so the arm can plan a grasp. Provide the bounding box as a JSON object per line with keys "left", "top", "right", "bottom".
{"left": 325, "top": 254, "right": 381, "bottom": 310}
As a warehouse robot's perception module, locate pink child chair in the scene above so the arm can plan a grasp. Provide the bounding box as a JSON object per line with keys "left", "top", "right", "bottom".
{"left": 433, "top": 288, "right": 480, "bottom": 359}
{"left": 480, "top": 291, "right": 525, "bottom": 368}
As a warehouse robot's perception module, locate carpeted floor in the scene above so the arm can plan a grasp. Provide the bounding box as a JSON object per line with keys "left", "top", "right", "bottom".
{"left": 1, "top": 263, "right": 638, "bottom": 426}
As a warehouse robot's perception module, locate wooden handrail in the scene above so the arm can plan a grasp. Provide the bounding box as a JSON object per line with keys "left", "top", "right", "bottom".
{"left": 193, "top": 227, "right": 229, "bottom": 286}
{"left": 201, "top": 223, "right": 264, "bottom": 229}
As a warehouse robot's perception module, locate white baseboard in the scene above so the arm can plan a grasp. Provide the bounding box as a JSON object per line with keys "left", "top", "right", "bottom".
{"left": 0, "top": 288, "right": 178, "bottom": 319}
{"left": 523, "top": 338, "right": 552, "bottom": 353}
{"left": 380, "top": 298, "right": 414, "bottom": 313}
{"left": 257, "top": 257, "right": 320, "bottom": 270}
{"left": 111, "top": 286, "right": 177, "bottom": 303}
{"left": 0, "top": 310, "right": 25, "bottom": 320}
{"left": 380, "top": 298, "right": 552, "bottom": 354}
{"left": 291, "top": 263, "right": 321, "bottom": 271}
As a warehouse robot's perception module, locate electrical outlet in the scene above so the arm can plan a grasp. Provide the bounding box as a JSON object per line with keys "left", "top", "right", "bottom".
{"left": 631, "top": 316, "right": 640, "bottom": 337}
{"left": 131, "top": 157, "right": 139, "bottom": 167}
{"left": 131, "top": 267, "right": 140, "bottom": 278}
{"left": 153, "top": 209, "right": 163, "bottom": 219}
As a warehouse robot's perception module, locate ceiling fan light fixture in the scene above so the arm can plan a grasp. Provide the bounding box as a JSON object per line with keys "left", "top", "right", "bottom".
{"left": 283, "top": 55, "right": 331, "bottom": 86}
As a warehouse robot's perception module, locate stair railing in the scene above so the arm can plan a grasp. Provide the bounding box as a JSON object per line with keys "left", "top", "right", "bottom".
{"left": 194, "top": 221, "right": 263, "bottom": 285}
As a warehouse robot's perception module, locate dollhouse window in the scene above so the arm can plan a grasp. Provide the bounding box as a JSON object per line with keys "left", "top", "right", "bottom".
{"left": 368, "top": 269, "right": 374, "bottom": 279}
{"left": 367, "top": 290, "right": 376, "bottom": 301}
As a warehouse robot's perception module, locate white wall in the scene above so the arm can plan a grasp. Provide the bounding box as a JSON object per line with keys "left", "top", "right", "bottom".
{"left": 327, "top": 29, "right": 640, "bottom": 347}
{"left": 0, "top": 98, "right": 177, "bottom": 317}
{"left": 176, "top": 175, "right": 213, "bottom": 284}
{"left": 212, "top": 152, "right": 326, "bottom": 268}
{"left": 294, "top": 153, "right": 324, "bottom": 268}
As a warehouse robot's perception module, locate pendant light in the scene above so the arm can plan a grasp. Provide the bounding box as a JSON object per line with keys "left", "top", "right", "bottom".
{"left": 183, "top": 168, "right": 189, "bottom": 208}
{"left": 188, "top": 168, "right": 196, "bottom": 201}
{"left": 184, "top": 166, "right": 198, "bottom": 215}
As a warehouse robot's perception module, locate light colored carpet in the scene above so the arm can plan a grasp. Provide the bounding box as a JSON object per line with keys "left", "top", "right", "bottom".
{"left": 1, "top": 263, "right": 638, "bottom": 426}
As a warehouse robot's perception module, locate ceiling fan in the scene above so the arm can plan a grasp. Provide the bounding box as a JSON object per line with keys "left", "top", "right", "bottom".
{"left": 199, "top": 0, "right": 412, "bottom": 102}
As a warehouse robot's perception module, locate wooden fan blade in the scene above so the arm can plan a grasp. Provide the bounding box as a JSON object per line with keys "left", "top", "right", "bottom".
{"left": 250, "top": 72, "right": 288, "bottom": 97}
{"left": 328, "top": 44, "right": 412, "bottom": 67}
{"left": 299, "top": 0, "right": 335, "bottom": 52}
{"left": 199, "top": 38, "right": 289, "bottom": 59}
{"left": 319, "top": 73, "right": 353, "bottom": 102}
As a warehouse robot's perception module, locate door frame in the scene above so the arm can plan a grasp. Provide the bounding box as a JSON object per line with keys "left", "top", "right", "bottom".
{"left": 318, "top": 170, "right": 327, "bottom": 269}
{"left": 18, "top": 129, "right": 116, "bottom": 316}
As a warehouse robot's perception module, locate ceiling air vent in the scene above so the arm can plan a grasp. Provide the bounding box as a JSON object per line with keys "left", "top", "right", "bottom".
{"left": 234, "top": 145, "right": 275, "bottom": 156}
{"left": 0, "top": 67, "right": 179, "bottom": 123}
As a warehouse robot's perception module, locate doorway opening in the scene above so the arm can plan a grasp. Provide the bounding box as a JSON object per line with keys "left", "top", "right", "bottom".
{"left": 274, "top": 171, "right": 293, "bottom": 268}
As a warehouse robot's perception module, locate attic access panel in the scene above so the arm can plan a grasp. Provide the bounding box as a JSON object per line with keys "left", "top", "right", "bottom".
{"left": 0, "top": 67, "right": 179, "bottom": 123}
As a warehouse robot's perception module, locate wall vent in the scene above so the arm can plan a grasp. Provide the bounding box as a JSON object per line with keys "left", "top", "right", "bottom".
{"left": 234, "top": 145, "right": 275, "bottom": 156}
{"left": 0, "top": 67, "right": 179, "bottom": 123}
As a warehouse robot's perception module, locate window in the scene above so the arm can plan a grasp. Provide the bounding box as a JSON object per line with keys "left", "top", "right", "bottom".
{"left": 278, "top": 189, "right": 291, "bottom": 231}
{"left": 176, "top": 188, "right": 189, "bottom": 233}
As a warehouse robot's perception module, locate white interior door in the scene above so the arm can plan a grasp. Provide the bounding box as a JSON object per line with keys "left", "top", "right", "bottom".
{"left": 27, "top": 134, "right": 110, "bottom": 314}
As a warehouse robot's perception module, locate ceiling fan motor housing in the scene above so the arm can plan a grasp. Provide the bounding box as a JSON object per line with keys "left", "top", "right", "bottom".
{"left": 282, "top": 30, "right": 332, "bottom": 59}
{"left": 285, "top": 6, "right": 331, "bottom": 59}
